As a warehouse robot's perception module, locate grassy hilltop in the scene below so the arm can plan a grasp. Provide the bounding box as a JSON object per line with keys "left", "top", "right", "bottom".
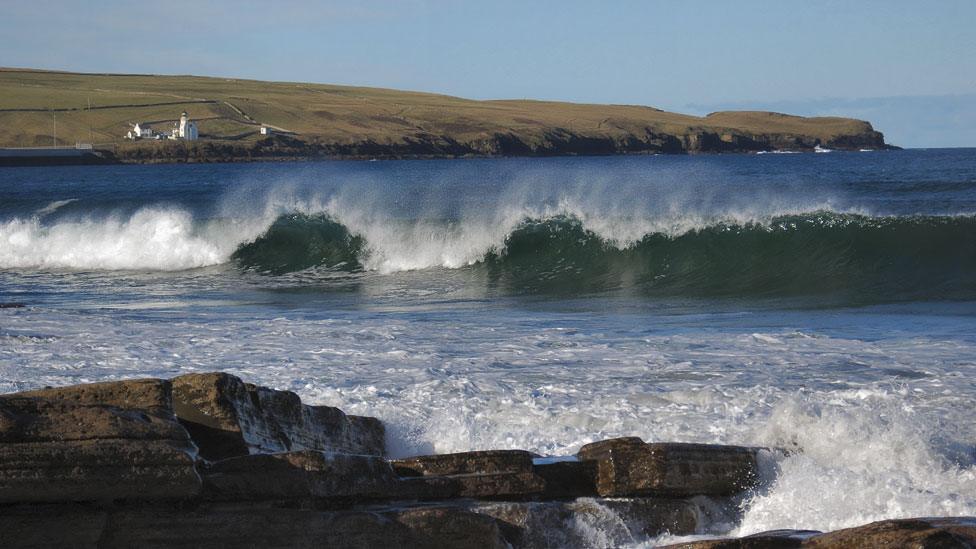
{"left": 0, "top": 68, "right": 888, "bottom": 161}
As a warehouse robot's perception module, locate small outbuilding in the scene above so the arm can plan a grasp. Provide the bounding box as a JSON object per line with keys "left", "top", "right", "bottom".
{"left": 126, "top": 123, "right": 154, "bottom": 140}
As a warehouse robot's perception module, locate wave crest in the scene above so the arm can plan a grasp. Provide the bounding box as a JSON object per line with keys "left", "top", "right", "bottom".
{"left": 231, "top": 211, "right": 976, "bottom": 300}
{"left": 0, "top": 208, "right": 230, "bottom": 271}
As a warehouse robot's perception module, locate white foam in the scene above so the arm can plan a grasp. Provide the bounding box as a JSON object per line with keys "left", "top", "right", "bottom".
{"left": 2, "top": 301, "right": 975, "bottom": 540}
{"left": 733, "top": 396, "right": 976, "bottom": 535}
{"left": 0, "top": 208, "right": 237, "bottom": 271}
{"left": 0, "top": 178, "right": 870, "bottom": 273}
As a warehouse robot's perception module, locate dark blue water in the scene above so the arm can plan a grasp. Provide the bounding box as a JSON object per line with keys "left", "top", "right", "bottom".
{"left": 1, "top": 149, "right": 976, "bottom": 536}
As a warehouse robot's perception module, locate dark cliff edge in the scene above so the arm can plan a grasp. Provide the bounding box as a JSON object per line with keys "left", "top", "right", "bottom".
{"left": 110, "top": 125, "right": 894, "bottom": 164}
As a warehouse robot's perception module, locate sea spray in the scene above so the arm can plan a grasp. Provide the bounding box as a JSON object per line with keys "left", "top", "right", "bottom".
{"left": 0, "top": 208, "right": 229, "bottom": 271}
{"left": 733, "top": 394, "right": 976, "bottom": 535}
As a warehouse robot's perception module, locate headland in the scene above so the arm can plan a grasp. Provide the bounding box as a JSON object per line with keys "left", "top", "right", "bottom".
{"left": 0, "top": 68, "right": 893, "bottom": 164}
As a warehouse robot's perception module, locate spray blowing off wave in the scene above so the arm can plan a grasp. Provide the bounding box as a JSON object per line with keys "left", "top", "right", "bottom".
{"left": 232, "top": 211, "right": 976, "bottom": 301}
{"left": 4, "top": 203, "right": 975, "bottom": 303}
{"left": 0, "top": 208, "right": 251, "bottom": 271}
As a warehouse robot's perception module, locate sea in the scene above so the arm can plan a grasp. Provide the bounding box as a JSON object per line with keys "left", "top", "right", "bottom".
{"left": 1, "top": 149, "right": 975, "bottom": 544}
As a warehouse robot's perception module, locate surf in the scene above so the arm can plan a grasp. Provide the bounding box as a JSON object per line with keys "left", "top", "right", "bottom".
{"left": 4, "top": 204, "right": 975, "bottom": 304}
{"left": 227, "top": 211, "right": 976, "bottom": 301}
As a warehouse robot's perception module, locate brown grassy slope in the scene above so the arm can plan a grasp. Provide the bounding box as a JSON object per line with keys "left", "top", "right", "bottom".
{"left": 0, "top": 68, "right": 886, "bottom": 154}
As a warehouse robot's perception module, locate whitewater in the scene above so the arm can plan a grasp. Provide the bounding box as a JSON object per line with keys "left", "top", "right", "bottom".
{"left": 2, "top": 150, "right": 976, "bottom": 545}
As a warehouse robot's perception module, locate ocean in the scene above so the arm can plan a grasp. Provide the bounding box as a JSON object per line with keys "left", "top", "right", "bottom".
{"left": 1, "top": 149, "right": 975, "bottom": 542}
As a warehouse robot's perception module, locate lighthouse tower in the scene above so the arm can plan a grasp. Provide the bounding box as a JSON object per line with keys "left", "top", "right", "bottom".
{"left": 177, "top": 111, "right": 199, "bottom": 141}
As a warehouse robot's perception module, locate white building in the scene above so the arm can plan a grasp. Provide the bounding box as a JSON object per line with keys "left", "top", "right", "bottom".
{"left": 126, "top": 123, "right": 154, "bottom": 140}
{"left": 171, "top": 111, "right": 199, "bottom": 141}
{"left": 259, "top": 126, "right": 272, "bottom": 136}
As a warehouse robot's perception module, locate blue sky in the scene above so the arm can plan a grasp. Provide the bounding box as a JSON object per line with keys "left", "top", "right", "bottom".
{"left": 3, "top": 0, "right": 974, "bottom": 146}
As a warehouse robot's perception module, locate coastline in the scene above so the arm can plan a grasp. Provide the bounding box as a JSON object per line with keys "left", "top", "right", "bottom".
{"left": 0, "top": 69, "right": 894, "bottom": 166}
{"left": 1, "top": 372, "right": 971, "bottom": 548}
{"left": 3, "top": 139, "right": 898, "bottom": 167}
{"left": 106, "top": 128, "right": 895, "bottom": 165}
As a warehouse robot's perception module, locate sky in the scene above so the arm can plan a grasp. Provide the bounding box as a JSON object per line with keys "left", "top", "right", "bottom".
{"left": 2, "top": 0, "right": 974, "bottom": 147}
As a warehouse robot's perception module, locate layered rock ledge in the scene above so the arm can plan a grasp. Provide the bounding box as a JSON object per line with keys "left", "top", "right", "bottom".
{"left": 0, "top": 373, "right": 971, "bottom": 548}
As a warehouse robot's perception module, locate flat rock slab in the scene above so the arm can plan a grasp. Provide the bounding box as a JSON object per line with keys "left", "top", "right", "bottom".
{"left": 662, "top": 530, "right": 816, "bottom": 548}
{"left": 392, "top": 449, "right": 536, "bottom": 477}
{"left": 806, "top": 517, "right": 976, "bottom": 548}
{"left": 533, "top": 459, "right": 598, "bottom": 498}
{"left": 203, "top": 450, "right": 400, "bottom": 502}
{"left": 171, "top": 372, "right": 385, "bottom": 461}
{"left": 473, "top": 497, "right": 731, "bottom": 548}
{"left": 577, "top": 437, "right": 759, "bottom": 497}
{"left": 0, "top": 395, "right": 200, "bottom": 503}
{"left": 9, "top": 378, "right": 175, "bottom": 418}
{"left": 663, "top": 517, "right": 976, "bottom": 548}
{"left": 0, "top": 503, "right": 510, "bottom": 549}
{"left": 391, "top": 450, "right": 551, "bottom": 500}
{"left": 389, "top": 507, "right": 509, "bottom": 549}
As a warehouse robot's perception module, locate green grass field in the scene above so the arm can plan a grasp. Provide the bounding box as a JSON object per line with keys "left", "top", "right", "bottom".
{"left": 0, "top": 68, "right": 883, "bottom": 154}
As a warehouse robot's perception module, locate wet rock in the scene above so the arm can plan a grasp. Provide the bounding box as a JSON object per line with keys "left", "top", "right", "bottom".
{"left": 474, "top": 497, "right": 715, "bottom": 548}
{"left": 577, "top": 437, "right": 759, "bottom": 497}
{"left": 392, "top": 449, "right": 536, "bottom": 477}
{"left": 392, "top": 450, "right": 547, "bottom": 499}
{"left": 805, "top": 517, "right": 976, "bottom": 548}
{"left": 663, "top": 518, "right": 976, "bottom": 548}
{"left": 202, "top": 449, "right": 400, "bottom": 502}
{"left": 0, "top": 503, "right": 109, "bottom": 547}
{"left": 660, "top": 529, "right": 816, "bottom": 548}
{"left": 0, "top": 395, "right": 200, "bottom": 502}
{"left": 390, "top": 506, "right": 510, "bottom": 549}
{"left": 454, "top": 471, "right": 547, "bottom": 500}
{"left": 0, "top": 503, "right": 513, "bottom": 548}
{"left": 532, "top": 458, "right": 599, "bottom": 498}
{"left": 11, "top": 378, "right": 175, "bottom": 417}
{"left": 0, "top": 503, "right": 414, "bottom": 549}
{"left": 171, "top": 372, "right": 385, "bottom": 461}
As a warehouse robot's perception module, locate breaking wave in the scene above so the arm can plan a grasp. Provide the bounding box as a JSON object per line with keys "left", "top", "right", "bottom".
{"left": 232, "top": 211, "right": 976, "bottom": 301}
{"left": 3, "top": 204, "right": 975, "bottom": 302}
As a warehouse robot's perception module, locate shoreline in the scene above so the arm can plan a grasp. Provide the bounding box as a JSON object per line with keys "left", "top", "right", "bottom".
{"left": 0, "top": 372, "right": 971, "bottom": 548}
{"left": 1, "top": 142, "right": 900, "bottom": 168}
{"left": 1, "top": 69, "right": 894, "bottom": 167}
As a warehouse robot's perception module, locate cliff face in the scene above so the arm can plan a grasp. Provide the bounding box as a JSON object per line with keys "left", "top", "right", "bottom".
{"left": 111, "top": 124, "right": 889, "bottom": 163}
{"left": 0, "top": 69, "right": 891, "bottom": 162}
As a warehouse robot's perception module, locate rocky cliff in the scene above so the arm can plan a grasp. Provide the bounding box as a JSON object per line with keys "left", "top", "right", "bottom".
{"left": 0, "top": 69, "right": 892, "bottom": 162}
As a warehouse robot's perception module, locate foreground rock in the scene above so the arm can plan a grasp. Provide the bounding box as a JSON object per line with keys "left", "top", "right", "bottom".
{"left": 171, "top": 372, "right": 385, "bottom": 460}
{"left": 0, "top": 373, "right": 970, "bottom": 548}
{"left": 663, "top": 517, "right": 976, "bottom": 548}
{"left": 392, "top": 450, "right": 548, "bottom": 500}
{"left": 0, "top": 503, "right": 509, "bottom": 549}
{"left": 0, "top": 380, "right": 200, "bottom": 502}
{"left": 202, "top": 450, "right": 401, "bottom": 502}
{"left": 808, "top": 517, "right": 976, "bottom": 548}
{"left": 577, "top": 437, "right": 760, "bottom": 497}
